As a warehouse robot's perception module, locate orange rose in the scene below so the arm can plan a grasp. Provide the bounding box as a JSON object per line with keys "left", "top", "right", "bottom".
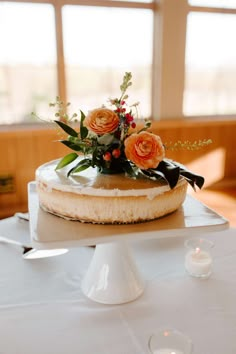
{"left": 83, "top": 108, "right": 119, "bottom": 135}
{"left": 124, "top": 131, "right": 165, "bottom": 169}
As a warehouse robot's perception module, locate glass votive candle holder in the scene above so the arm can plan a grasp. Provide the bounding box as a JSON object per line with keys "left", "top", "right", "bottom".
{"left": 148, "top": 327, "right": 193, "bottom": 354}
{"left": 184, "top": 238, "right": 214, "bottom": 279}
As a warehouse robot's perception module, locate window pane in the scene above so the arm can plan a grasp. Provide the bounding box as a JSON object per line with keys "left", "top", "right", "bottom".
{"left": 0, "top": 2, "right": 57, "bottom": 124}
{"left": 188, "top": 0, "right": 236, "bottom": 9}
{"left": 62, "top": 6, "right": 153, "bottom": 119}
{"left": 184, "top": 12, "right": 236, "bottom": 116}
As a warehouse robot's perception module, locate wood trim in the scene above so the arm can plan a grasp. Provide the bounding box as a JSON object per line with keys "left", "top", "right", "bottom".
{"left": 189, "top": 6, "right": 236, "bottom": 15}
{"left": 0, "top": 0, "right": 155, "bottom": 9}
{"left": 153, "top": 0, "right": 188, "bottom": 119}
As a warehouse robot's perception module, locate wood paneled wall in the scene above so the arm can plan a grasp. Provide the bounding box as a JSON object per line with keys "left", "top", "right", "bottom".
{"left": 0, "top": 119, "right": 236, "bottom": 218}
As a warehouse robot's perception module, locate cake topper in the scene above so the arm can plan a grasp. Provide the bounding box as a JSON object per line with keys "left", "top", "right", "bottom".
{"left": 34, "top": 72, "right": 211, "bottom": 190}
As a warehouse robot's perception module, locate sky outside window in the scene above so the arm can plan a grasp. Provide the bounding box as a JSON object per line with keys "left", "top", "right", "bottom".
{"left": 0, "top": 2, "right": 57, "bottom": 124}
{"left": 62, "top": 5, "right": 153, "bottom": 119}
{"left": 184, "top": 12, "right": 236, "bottom": 116}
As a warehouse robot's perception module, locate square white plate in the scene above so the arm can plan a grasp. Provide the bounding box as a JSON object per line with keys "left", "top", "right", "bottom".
{"left": 28, "top": 182, "right": 229, "bottom": 249}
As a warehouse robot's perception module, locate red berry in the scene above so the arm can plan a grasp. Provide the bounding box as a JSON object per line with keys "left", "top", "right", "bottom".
{"left": 103, "top": 152, "right": 112, "bottom": 161}
{"left": 112, "top": 148, "right": 121, "bottom": 159}
{"left": 125, "top": 114, "right": 133, "bottom": 123}
{"left": 131, "top": 122, "right": 136, "bottom": 129}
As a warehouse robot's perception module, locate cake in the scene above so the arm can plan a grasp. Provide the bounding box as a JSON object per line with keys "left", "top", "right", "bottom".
{"left": 36, "top": 158, "right": 188, "bottom": 224}
{"left": 35, "top": 72, "right": 207, "bottom": 224}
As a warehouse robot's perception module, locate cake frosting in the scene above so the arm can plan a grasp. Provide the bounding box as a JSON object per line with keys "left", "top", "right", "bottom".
{"left": 36, "top": 159, "right": 188, "bottom": 224}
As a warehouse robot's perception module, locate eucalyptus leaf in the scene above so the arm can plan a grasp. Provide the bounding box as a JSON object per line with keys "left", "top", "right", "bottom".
{"left": 80, "top": 110, "right": 88, "bottom": 139}
{"left": 55, "top": 120, "right": 78, "bottom": 137}
{"left": 55, "top": 153, "right": 78, "bottom": 170}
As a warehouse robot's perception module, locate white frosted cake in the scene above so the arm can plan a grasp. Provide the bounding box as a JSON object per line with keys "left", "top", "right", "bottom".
{"left": 36, "top": 159, "right": 188, "bottom": 224}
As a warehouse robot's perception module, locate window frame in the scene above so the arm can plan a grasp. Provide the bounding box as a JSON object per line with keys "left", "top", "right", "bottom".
{"left": 1, "top": 0, "right": 236, "bottom": 123}
{"left": 0, "top": 0, "right": 156, "bottom": 124}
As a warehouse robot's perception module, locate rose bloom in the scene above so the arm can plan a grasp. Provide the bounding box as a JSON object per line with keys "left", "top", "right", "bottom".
{"left": 124, "top": 131, "right": 165, "bottom": 169}
{"left": 83, "top": 108, "right": 120, "bottom": 135}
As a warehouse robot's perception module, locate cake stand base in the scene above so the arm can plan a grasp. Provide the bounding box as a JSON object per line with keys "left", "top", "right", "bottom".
{"left": 81, "top": 240, "right": 144, "bottom": 304}
{"left": 28, "top": 182, "right": 229, "bottom": 305}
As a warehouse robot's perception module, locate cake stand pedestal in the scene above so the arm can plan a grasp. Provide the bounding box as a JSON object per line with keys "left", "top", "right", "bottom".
{"left": 28, "top": 182, "right": 229, "bottom": 305}
{"left": 81, "top": 240, "right": 144, "bottom": 304}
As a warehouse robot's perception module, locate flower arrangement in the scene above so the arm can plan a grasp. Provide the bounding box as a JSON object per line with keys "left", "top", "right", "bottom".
{"left": 48, "top": 72, "right": 211, "bottom": 190}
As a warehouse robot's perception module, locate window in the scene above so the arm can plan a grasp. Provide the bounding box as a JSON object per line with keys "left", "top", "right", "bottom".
{"left": 0, "top": 0, "right": 153, "bottom": 124}
{"left": 184, "top": 1, "right": 236, "bottom": 116}
{"left": 0, "top": 2, "right": 57, "bottom": 124}
{"left": 1, "top": 0, "right": 236, "bottom": 124}
{"left": 62, "top": 5, "right": 153, "bottom": 118}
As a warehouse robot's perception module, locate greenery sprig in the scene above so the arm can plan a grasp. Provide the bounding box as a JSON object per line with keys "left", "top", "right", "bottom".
{"left": 165, "top": 139, "right": 212, "bottom": 151}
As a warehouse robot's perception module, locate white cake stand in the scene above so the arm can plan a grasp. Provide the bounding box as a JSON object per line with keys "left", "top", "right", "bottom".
{"left": 28, "top": 182, "right": 229, "bottom": 305}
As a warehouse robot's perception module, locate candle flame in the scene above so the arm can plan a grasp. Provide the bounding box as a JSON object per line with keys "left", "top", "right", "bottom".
{"left": 195, "top": 247, "right": 201, "bottom": 254}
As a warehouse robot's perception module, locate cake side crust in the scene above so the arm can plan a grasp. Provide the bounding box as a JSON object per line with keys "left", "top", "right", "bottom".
{"left": 37, "top": 179, "right": 188, "bottom": 224}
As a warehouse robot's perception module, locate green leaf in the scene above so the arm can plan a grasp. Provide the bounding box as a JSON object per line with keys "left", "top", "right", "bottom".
{"left": 91, "top": 147, "right": 99, "bottom": 167}
{"left": 154, "top": 159, "right": 205, "bottom": 190}
{"left": 80, "top": 110, "right": 85, "bottom": 122}
{"left": 80, "top": 110, "right": 88, "bottom": 139}
{"left": 122, "top": 160, "right": 137, "bottom": 177}
{"left": 67, "top": 158, "right": 92, "bottom": 176}
{"left": 140, "top": 159, "right": 205, "bottom": 191}
{"left": 155, "top": 160, "right": 180, "bottom": 189}
{"left": 70, "top": 163, "right": 91, "bottom": 174}
{"left": 55, "top": 153, "right": 78, "bottom": 170}
{"left": 55, "top": 120, "right": 78, "bottom": 137}
{"left": 59, "top": 140, "right": 84, "bottom": 152}
{"left": 141, "top": 169, "right": 167, "bottom": 183}
{"left": 172, "top": 161, "right": 205, "bottom": 189}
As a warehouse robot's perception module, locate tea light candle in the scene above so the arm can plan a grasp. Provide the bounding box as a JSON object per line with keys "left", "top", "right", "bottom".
{"left": 149, "top": 329, "right": 192, "bottom": 354}
{"left": 185, "top": 246, "right": 212, "bottom": 278}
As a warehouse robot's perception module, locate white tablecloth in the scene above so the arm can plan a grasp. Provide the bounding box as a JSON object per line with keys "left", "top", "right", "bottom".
{"left": 0, "top": 216, "right": 235, "bottom": 354}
